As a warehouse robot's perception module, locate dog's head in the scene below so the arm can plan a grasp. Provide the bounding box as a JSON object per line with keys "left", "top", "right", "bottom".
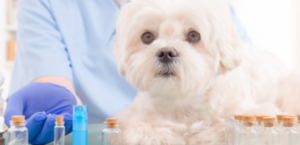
{"left": 114, "top": 0, "right": 242, "bottom": 100}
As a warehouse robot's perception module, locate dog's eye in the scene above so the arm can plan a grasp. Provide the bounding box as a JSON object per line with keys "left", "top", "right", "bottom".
{"left": 187, "top": 31, "right": 201, "bottom": 43}
{"left": 141, "top": 32, "right": 155, "bottom": 44}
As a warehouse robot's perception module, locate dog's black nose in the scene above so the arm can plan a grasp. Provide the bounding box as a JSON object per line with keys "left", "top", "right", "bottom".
{"left": 157, "top": 47, "right": 178, "bottom": 63}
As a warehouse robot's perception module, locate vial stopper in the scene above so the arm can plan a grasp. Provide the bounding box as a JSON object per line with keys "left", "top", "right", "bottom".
{"left": 282, "top": 117, "right": 295, "bottom": 123}
{"left": 56, "top": 116, "right": 64, "bottom": 126}
{"left": 12, "top": 116, "right": 25, "bottom": 126}
{"left": 276, "top": 114, "right": 289, "bottom": 121}
{"left": 105, "top": 118, "right": 119, "bottom": 128}
{"left": 263, "top": 117, "right": 276, "bottom": 127}
{"left": 234, "top": 115, "right": 242, "bottom": 120}
{"left": 263, "top": 117, "right": 276, "bottom": 123}
{"left": 243, "top": 115, "right": 256, "bottom": 123}
{"left": 256, "top": 115, "right": 269, "bottom": 121}
{"left": 282, "top": 117, "right": 295, "bottom": 127}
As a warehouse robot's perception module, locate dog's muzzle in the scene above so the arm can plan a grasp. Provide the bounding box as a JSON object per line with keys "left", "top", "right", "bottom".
{"left": 157, "top": 47, "right": 177, "bottom": 64}
{"left": 157, "top": 47, "right": 177, "bottom": 76}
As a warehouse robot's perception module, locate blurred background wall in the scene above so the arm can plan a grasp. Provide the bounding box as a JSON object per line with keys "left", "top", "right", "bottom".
{"left": 0, "top": 0, "right": 299, "bottom": 100}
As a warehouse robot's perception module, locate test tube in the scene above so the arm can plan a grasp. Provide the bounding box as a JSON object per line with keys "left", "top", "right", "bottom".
{"left": 73, "top": 105, "right": 88, "bottom": 145}
{"left": 54, "top": 116, "right": 65, "bottom": 145}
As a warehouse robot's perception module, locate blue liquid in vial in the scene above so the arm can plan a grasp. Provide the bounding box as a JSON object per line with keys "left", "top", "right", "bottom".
{"left": 73, "top": 105, "right": 88, "bottom": 145}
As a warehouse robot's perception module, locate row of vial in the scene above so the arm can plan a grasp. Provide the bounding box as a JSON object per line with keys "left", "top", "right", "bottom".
{"left": 234, "top": 114, "right": 300, "bottom": 145}
{"left": 7, "top": 115, "right": 65, "bottom": 145}
{"left": 6, "top": 105, "right": 89, "bottom": 145}
{"left": 5, "top": 106, "right": 122, "bottom": 145}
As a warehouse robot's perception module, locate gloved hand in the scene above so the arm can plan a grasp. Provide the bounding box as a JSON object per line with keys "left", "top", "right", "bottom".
{"left": 4, "top": 83, "right": 77, "bottom": 144}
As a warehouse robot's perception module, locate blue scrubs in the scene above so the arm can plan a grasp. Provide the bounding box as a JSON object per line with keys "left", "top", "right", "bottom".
{"left": 10, "top": 0, "right": 250, "bottom": 123}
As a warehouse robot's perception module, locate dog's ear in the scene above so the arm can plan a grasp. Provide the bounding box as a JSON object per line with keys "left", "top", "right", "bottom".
{"left": 218, "top": 25, "right": 242, "bottom": 74}
{"left": 114, "top": 41, "right": 126, "bottom": 77}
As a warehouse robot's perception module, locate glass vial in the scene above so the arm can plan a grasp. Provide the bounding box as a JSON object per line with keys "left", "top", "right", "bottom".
{"left": 54, "top": 116, "right": 65, "bottom": 145}
{"left": 261, "top": 117, "right": 279, "bottom": 145}
{"left": 238, "top": 115, "right": 259, "bottom": 145}
{"left": 102, "top": 118, "right": 122, "bottom": 145}
{"left": 276, "top": 115, "right": 288, "bottom": 132}
{"left": 7, "top": 116, "right": 28, "bottom": 145}
{"left": 297, "top": 115, "right": 300, "bottom": 143}
{"left": 280, "top": 117, "right": 298, "bottom": 145}
{"left": 256, "top": 115, "right": 269, "bottom": 132}
{"left": 73, "top": 105, "right": 88, "bottom": 145}
{"left": 234, "top": 115, "right": 242, "bottom": 145}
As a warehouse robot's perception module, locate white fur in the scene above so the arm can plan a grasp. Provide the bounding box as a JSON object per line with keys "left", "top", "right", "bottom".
{"left": 113, "top": 0, "right": 299, "bottom": 144}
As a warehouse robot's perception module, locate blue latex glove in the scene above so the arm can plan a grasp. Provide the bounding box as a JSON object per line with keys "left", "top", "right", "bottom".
{"left": 4, "top": 83, "right": 77, "bottom": 144}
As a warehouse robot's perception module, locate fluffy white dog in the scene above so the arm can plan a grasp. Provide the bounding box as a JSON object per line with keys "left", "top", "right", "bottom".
{"left": 113, "top": 0, "right": 300, "bottom": 144}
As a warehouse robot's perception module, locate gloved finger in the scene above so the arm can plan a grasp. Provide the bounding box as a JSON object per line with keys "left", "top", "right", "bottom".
{"left": 32, "top": 114, "right": 56, "bottom": 144}
{"left": 4, "top": 91, "right": 25, "bottom": 127}
{"left": 58, "top": 113, "right": 73, "bottom": 135}
{"left": 26, "top": 112, "right": 47, "bottom": 141}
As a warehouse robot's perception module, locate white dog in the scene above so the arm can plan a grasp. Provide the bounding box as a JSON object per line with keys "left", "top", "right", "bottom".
{"left": 113, "top": 0, "right": 300, "bottom": 144}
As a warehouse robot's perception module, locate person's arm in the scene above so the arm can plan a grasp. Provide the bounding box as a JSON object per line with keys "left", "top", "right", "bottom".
{"left": 5, "top": 0, "right": 80, "bottom": 144}
{"left": 34, "top": 76, "right": 83, "bottom": 105}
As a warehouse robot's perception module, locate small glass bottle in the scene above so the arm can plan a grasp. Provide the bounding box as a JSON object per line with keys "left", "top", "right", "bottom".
{"left": 7, "top": 116, "right": 28, "bottom": 145}
{"left": 73, "top": 105, "right": 88, "bottom": 145}
{"left": 276, "top": 115, "right": 288, "bottom": 132}
{"left": 54, "top": 116, "right": 65, "bottom": 145}
{"left": 255, "top": 115, "right": 269, "bottom": 132}
{"left": 261, "top": 117, "right": 279, "bottom": 145}
{"left": 280, "top": 117, "right": 298, "bottom": 145}
{"left": 234, "top": 115, "right": 243, "bottom": 145}
{"left": 102, "top": 118, "right": 122, "bottom": 145}
{"left": 238, "top": 115, "right": 259, "bottom": 145}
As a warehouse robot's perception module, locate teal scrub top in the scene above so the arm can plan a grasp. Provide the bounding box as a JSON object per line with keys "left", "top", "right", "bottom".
{"left": 10, "top": 0, "right": 250, "bottom": 123}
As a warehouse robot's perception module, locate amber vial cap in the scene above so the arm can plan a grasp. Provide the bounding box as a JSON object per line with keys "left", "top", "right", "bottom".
{"left": 277, "top": 114, "right": 289, "bottom": 121}
{"left": 105, "top": 118, "right": 119, "bottom": 128}
{"left": 298, "top": 115, "right": 300, "bottom": 122}
{"left": 263, "top": 117, "right": 276, "bottom": 126}
{"left": 256, "top": 115, "right": 269, "bottom": 121}
{"left": 12, "top": 116, "right": 25, "bottom": 126}
{"left": 288, "top": 115, "right": 296, "bottom": 119}
{"left": 263, "top": 117, "right": 276, "bottom": 127}
{"left": 263, "top": 117, "right": 276, "bottom": 123}
{"left": 243, "top": 115, "right": 256, "bottom": 123}
{"left": 243, "top": 116, "right": 256, "bottom": 127}
{"left": 234, "top": 115, "right": 242, "bottom": 120}
{"left": 283, "top": 117, "right": 295, "bottom": 127}
{"left": 56, "top": 116, "right": 64, "bottom": 126}
{"left": 282, "top": 117, "right": 295, "bottom": 123}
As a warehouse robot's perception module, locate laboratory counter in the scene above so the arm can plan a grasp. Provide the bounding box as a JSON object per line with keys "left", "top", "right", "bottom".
{"left": 3, "top": 124, "right": 104, "bottom": 145}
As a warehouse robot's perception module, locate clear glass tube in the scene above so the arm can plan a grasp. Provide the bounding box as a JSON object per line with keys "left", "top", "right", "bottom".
{"left": 297, "top": 121, "right": 300, "bottom": 144}
{"left": 238, "top": 122, "right": 259, "bottom": 145}
{"left": 54, "top": 122, "right": 65, "bottom": 145}
{"left": 280, "top": 122, "right": 298, "bottom": 145}
{"left": 102, "top": 122, "right": 122, "bottom": 145}
{"left": 7, "top": 121, "right": 28, "bottom": 145}
{"left": 261, "top": 122, "right": 280, "bottom": 145}
{"left": 276, "top": 120, "right": 284, "bottom": 133}
{"left": 234, "top": 119, "right": 240, "bottom": 145}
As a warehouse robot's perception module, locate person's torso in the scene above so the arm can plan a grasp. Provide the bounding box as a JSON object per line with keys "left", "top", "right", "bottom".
{"left": 50, "top": 0, "right": 137, "bottom": 123}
